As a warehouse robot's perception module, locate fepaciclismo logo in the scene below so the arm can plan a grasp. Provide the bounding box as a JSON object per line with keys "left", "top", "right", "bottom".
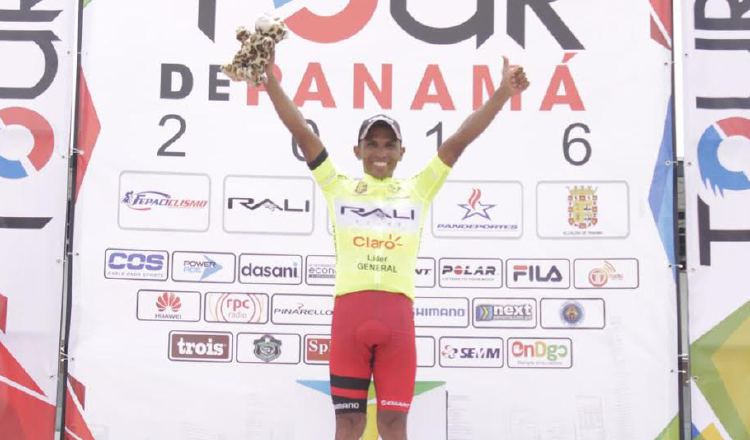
{"left": 697, "top": 117, "right": 750, "bottom": 197}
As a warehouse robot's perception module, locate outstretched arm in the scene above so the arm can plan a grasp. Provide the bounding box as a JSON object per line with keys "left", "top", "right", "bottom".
{"left": 437, "top": 56, "right": 529, "bottom": 167}
{"left": 262, "top": 50, "right": 324, "bottom": 162}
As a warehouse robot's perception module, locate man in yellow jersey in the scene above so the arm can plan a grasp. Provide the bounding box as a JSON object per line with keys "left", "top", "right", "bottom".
{"left": 263, "top": 51, "right": 528, "bottom": 440}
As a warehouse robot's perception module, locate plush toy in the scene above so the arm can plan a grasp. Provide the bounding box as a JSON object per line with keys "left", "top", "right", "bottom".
{"left": 222, "top": 15, "right": 288, "bottom": 86}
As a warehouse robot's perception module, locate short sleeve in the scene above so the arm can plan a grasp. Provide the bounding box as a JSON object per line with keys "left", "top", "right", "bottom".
{"left": 309, "top": 150, "right": 339, "bottom": 194}
{"left": 412, "top": 155, "right": 451, "bottom": 202}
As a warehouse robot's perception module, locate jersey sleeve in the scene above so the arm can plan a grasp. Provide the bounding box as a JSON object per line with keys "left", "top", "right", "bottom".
{"left": 413, "top": 154, "right": 451, "bottom": 202}
{"left": 309, "top": 149, "right": 340, "bottom": 194}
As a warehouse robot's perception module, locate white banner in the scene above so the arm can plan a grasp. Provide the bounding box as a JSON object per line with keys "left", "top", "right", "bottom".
{"left": 68, "top": 1, "right": 678, "bottom": 439}
{"left": 0, "top": 0, "right": 77, "bottom": 437}
{"left": 683, "top": 0, "right": 750, "bottom": 438}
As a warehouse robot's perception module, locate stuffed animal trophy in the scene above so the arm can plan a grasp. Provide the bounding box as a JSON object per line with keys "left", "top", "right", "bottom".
{"left": 222, "top": 14, "right": 288, "bottom": 86}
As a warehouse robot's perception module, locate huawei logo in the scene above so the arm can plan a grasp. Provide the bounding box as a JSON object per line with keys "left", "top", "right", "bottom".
{"left": 156, "top": 292, "right": 182, "bottom": 312}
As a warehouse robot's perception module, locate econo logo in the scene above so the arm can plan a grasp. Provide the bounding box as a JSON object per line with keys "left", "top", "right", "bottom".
{"left": 353, "top": 234, "right": 403, "bottom": 250}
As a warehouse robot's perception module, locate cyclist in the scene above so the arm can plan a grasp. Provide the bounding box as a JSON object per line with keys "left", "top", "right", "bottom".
{"left": 263, "top": 51, "right": 529, "bottom": 440}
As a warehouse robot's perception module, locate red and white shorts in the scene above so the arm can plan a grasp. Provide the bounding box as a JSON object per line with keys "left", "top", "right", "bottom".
{"left": 329, "top": 290, "right": 416, "bottom": 414}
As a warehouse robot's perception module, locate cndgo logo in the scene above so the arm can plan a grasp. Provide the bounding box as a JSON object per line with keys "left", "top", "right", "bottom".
{"left": 0, "top": 107, "right": 54, "bottom": 179}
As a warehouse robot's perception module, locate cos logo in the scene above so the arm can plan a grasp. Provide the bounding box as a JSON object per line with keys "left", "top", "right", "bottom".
{"left": 0, "top": 107, "right": 54, "bottom": 180}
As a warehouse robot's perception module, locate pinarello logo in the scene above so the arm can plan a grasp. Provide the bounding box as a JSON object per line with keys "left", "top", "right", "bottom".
{"left": 156, "top": 292, "right": 182, "bottom": 312}
{"left": 0, "top": 107, "right": 54, "bottom": 179}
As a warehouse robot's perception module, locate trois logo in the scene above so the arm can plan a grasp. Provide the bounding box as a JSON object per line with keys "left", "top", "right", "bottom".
{"left": 169, "top": 332, "right": 231, "bottom": 362}
{"left": 239, "top": 254, "right": 302, "bottom": 285}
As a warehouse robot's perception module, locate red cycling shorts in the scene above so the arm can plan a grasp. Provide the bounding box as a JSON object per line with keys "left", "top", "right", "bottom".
{"left": 329, "top": 290, "right": 416, "bottom": 414}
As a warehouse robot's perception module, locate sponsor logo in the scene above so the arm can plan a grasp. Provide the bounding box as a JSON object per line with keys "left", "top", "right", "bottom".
{"left": 334, "top": 201, "right": 421, "bottom": 231}
{"left": 439, "top": 337, "right": 504, "bottom": 368}
{"left": 439, "top": 258, "right": 503, "bottom": 288}
{"left": 355, "top": 181, "right": 368, "bottom": 194}
{"left": 172, "top": 252, "right": 235, "bottom": 283}
{"left": 105, "top": 249, "right": 168, "bottom": 280}
{"left": 458, "top": 188, "right": 495, "bottom": 220}
{"left": 121, "top": 190, "right": 207, "bottom": 211}
{"left": 472, "top": 298, "right": 537, "bottom": 329}
{"left": 118, "top": 172, "right": 210, "bottom": 231}
{"left": 272, "top": 294, "right": 333, "bottom": 325}
{"left": 227, "top": 197, "right": 310, "bottom": 212}
{"left": 237, "top": 333, "right": 301, "bottom": 364}
{"left": 204, "top": 293, "right": 268, "bottom": 323}
{"left": 253, "top": 334, "right": 282, "bottom": 362}
{"left": 413, "top": 297, "right": 469, "bottom": 328}
{"left": 574, "top": 259, "right": 639, "bottom": 289}
{"left": 157, "top": 292, "right": 181, "bottom": 312}
{"left": 305, "top": 255, "right": 336, "bottom": 286}
{"left": 169, "top": 332, "right": 231, "bottom": 362}
{"left": 507, "top": 259, "right": 570, "bottom": 289}
{"left": 432, "top": 182, "right": 523, "bottom": 238}
{"left": 137, "top": 290, "right": 200, "bottom": 322}
{"left": 508, "top": 338, "right": 572, "bottom": 368}
{"left": 380, "top": 400, "right": 410, "bottom": 409}
{"left": 223, "top": 176, "right": 314, "bottom": 234}
{"left": 239, "top": 254, "right": 302, "bottom": 285}
{"left": 304, "top": 335, "right": 331, "bottom": 364}
{"left": 567, "top": 185, "right": 598, "bottom": 229}
{"left": 415, "top": 257, "right": 436, "bottom": 288}
{"left": 540, "top": 298, "right": 605, "bottom": 329}
{"left": 475, "top": 304, "right": 533, "bottom": 321}
{"left": 335, "top": 402, "right": 361, "bottom": 411}
{"left": 536, "top": 182, "right": 629, "bottom": 238}
{"left": 353, "top": 234, "right": 403, "bottom": 250}
{"left": 561, "top": 301, "right": 584, "bottom": 325}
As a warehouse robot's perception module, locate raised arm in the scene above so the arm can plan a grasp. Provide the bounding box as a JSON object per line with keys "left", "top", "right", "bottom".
{"left": 262, "top": 50, "right": 324, "bottom": 162}
{"left": 437, "top": 56, "right": 529, "bottom": 167}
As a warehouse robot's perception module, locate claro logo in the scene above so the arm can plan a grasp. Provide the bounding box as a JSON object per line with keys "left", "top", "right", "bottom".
{"left": 169, "top": 332, "right": 231, "bottom": 362}
{"left": 353, "top": 234, "right": 403, "bottom": 250}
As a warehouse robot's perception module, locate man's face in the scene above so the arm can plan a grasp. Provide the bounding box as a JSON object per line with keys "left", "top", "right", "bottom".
{"left": 354, "top": 125, "right": 405, "bottom": 179}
